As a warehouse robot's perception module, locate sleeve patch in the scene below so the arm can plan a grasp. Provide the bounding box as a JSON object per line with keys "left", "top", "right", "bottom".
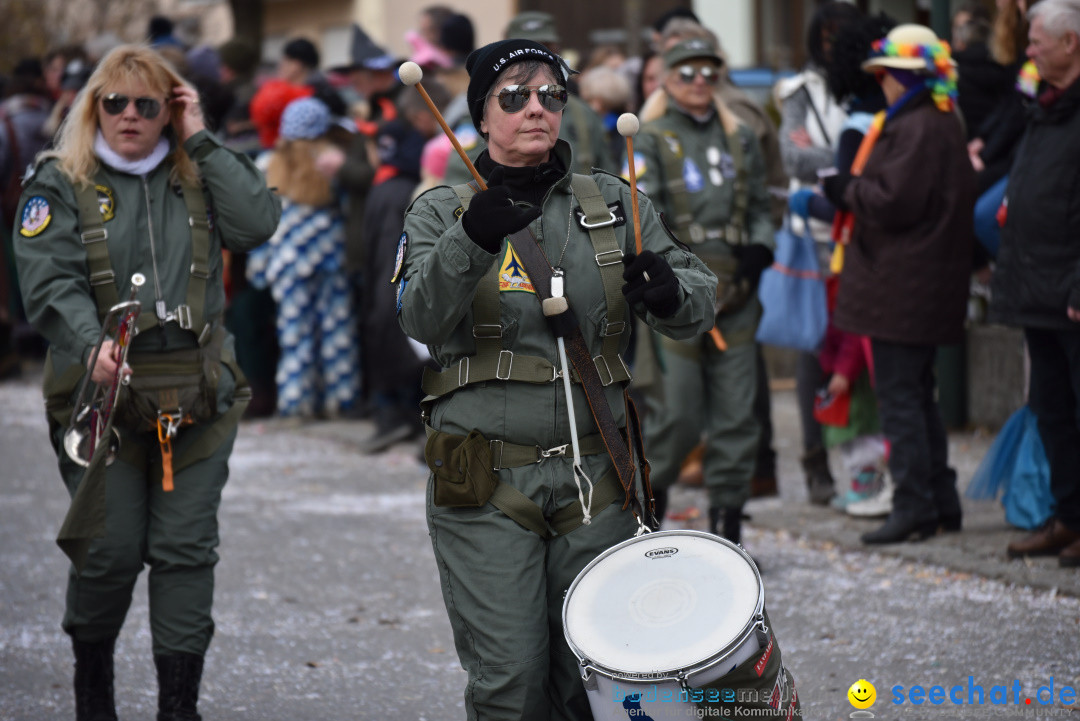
{"left": 390, "top": 232, "right": 407, "bottom": 284}
{"left": 19, "top": 196, "right": 51, "bottom": 237}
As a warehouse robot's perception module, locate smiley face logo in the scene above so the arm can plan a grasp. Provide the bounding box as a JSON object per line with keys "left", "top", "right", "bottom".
{"left": 848, "top": 679, "right": 877, "bottom": 709}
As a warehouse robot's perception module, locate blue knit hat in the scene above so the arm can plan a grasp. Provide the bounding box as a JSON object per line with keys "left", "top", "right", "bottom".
{"left": 279, "top": 97, "right": 330, "bottom": 140}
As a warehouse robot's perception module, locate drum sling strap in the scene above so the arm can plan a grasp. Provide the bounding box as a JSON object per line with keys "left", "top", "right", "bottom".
{"left": 421, "top": 175, "right": 655, "bottom": 536}
{"left": 57, "top": 179, "right": 251, "bottom": 573}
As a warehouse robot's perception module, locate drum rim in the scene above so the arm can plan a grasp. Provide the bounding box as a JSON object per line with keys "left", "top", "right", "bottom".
{"left": 561, "top": 529, "right": 766, "bottom": 683}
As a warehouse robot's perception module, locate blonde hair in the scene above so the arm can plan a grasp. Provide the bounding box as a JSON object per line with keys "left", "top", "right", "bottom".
{"left": 992, "top": 0, "right": 1045, "bottom": 64}
{"left": 265, "top": 139, "right": 335, "bottom": 207}
{"left": 40, "top": 44, "right": 200, "bottom": 188}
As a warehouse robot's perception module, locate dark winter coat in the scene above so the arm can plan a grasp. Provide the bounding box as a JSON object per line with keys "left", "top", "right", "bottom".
{"left": 362, "top": 173, "right": 428, "bottom": 393}
{"left": 954, "top": 44, "right": 1013, "bottom": 141}
{"left": 832, "top": 92, "right": 976, "bottom": 346}
{"left": 990, "top": 78, "right": 1080, "bottom": 331}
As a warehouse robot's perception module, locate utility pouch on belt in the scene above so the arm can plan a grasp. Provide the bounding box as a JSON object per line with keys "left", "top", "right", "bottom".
{"left": 704, "top": 254, "right": 751, "bottom": 318}
{"left": 116, "top": 325, "right": 225, "bottom": 430}
{"left": 425, "top": 429, "right": 499, "bottom": 508}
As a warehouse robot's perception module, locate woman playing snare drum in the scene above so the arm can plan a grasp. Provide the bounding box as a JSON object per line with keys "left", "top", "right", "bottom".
{"left": 396, "top": 38, "right": 716, "bottom": 719}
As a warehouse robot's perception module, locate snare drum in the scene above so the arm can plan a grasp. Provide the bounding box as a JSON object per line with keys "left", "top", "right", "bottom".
{"left": 562, "top": 530, "right": 768, "bottom": 720}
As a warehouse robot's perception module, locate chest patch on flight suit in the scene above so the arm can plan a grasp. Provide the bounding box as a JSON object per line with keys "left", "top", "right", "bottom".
{"left": 574, "top": 201, "right": 627, "bottom": 231}
{"left": 390, "top": 232, "right": 407, "bottom": 283}
{"left": 19, "top": 196, "right": 51, "bottom": 237}
{"left": 683, "top": 158, "right": 705, "bottom": 193}
{"left": 720, "top": 153, "right": 737, "bottom": 179}
{"left": 95, "top": 185, "right": 116, "bottom": 221}
{"left": 499, "top": 244, "right": 535, "bottom": 294}
{"left": 663, "top": 132, "right": 683, "bottom": 157}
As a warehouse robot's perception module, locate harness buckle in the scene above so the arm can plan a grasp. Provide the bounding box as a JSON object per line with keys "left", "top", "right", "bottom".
{"left": 490, "top": 439, "right": 506, "bottom": 470}
{"left": 593, "top": 355, "right": 615, "bottom": 386}
{"left": 594, "top": 249, "right": 624, "bottom": 267}
{"left": 579, "top": 209, "right": 619, "bottom": 229}
{"left": 165, "top": 304, "right": 193, "bottom": 330}
{"left": 473, "top": 324, "right": 503, "bottom": 339}
{"left": 89, "top": 270, "right": 116, "bottom": 287}
{"left": 80, "top": 228, "right": 109, "bottom": 244}
{"left": 601, "top": 320, "right": 625, "bottom": 337}
{"left": 457, "top": 357, "right": 470, "bottom": 387}
{"left": 495, "top": 350, "right": 514, "bottom": 381}
{"left": 539, "top": 443, "right": 569, "bottom": 460}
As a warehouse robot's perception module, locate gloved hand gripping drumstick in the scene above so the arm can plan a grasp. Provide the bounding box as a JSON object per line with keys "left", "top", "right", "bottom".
{"left": 616, "top": 114, "right": 725, "bottom": 349}
{"left": 400, "top": 61, "right": 597, "bottom": 524}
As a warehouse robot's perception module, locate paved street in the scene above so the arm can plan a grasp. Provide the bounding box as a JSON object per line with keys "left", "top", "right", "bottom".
{"left": 2, "top": 368, "right": 1078, "bottom": 721}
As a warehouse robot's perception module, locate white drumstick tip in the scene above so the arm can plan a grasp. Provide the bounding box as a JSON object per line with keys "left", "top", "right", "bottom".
{"left": 398, "top": 61, "right": 424, "bottom": 87}
{"left": 617, "top": 113, "right": 640, "bottom": 137}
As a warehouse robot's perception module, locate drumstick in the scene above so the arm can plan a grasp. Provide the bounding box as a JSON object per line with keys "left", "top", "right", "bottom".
{"left": 617, "top": 113, "right": 644, "bottom": 257}
{"left": 399, "top": 61, "right": 488, "bottom": 191}
{"left": 618, "top": 114, "right": 726, "bottom": 351}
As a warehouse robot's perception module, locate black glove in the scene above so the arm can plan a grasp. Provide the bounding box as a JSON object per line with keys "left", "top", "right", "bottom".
{"left": 622, "top": 250, "right": 680, "bottom": 318}
{"left": 822, "top": 173, "right": 852, "bottom": 210}
{"left": 733, "top": 244, "right": 774, "bottom": 288}
{"left": 461, "top": 167, "right": 542, "bottom": 253}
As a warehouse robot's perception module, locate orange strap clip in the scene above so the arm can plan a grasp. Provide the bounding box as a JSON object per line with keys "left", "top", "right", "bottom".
{"left": 156, "top": 413, "right": 177, "bottom": 492}
{"left": 708, "top": 326, "right": 728, "bottom": 352}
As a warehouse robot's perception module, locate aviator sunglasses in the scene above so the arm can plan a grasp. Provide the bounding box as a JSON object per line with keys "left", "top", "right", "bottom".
{"left": 100, "top": 93, "right": 164, "bottom": 120}
{"left": 495, "top": 84, "right": 569, "bottom": 114}
{"left": 676, "top": 65, "right": 720, "bottom": 85}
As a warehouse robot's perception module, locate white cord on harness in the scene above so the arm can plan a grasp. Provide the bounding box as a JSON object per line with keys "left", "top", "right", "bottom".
{"left": 546, "top": 270, "right": 594, "bottom": 525}
{"left": 557, "top": 335, "right": 594, "bottom": 524}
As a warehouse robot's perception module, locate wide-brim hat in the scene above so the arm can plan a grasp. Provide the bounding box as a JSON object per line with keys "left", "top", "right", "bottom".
{"left": 862, "top": 24, "right": 954, "bottom": 73}
{"left": 663, "top": 38, "right": 723, "bottom": 69}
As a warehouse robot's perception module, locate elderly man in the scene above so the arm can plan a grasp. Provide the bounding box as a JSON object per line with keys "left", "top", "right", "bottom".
{"left": 992, "top": 0, "right": 1080, "bottom": 568}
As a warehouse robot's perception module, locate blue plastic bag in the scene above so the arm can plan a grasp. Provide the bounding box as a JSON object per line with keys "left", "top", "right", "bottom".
{"left": 966, "top": 405, "right": 1055, "bottom": 530}
{"left": 755, "top": 216, "right": 828, "bottom": 352}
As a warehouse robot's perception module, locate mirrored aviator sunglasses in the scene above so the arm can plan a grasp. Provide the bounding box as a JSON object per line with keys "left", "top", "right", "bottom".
{"left": 677, "top": 65, "right": 720, "bottom": 85}
{"left": 101, "top": 93, "right": 163, "bottom": 120}
{"left": 496, "top": 84, "right": 568, "bottom": 114}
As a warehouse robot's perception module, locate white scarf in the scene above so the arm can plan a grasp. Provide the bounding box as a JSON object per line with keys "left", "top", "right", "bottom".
{"left": 94, "top": 130, "right": 170, "bottom": 175}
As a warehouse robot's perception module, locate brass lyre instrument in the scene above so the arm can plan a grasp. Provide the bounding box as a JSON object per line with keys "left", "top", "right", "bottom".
{"left": 63, "top": 273, "right": 145, "bottom": 467}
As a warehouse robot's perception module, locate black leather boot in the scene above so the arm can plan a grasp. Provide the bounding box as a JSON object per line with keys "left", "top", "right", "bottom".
{"left": 72, "top": 636, "right": 119, "bottom": 721}
{"left": 708, "top": 506, "right": 744, "bottom": 545}
{"left": 155, "top": 653, "right": 204, "bottom": 721}
{"left": 861, "top": 515, "right": 938, "bottom": 544}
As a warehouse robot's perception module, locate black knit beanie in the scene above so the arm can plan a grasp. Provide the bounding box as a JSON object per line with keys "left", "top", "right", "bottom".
{"left": 465, "top": 39, "right": 568, "bottom": 133}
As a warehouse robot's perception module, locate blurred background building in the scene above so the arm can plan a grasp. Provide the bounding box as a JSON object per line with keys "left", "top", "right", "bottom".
{"left": 1, "top": 0, "right": 981, "bottom": 77}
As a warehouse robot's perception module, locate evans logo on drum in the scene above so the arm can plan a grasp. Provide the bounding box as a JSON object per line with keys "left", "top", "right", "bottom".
{"left": 644, "top": 547, "right": 679, "bottom": 560}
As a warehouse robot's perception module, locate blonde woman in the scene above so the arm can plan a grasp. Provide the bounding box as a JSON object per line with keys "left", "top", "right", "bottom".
{"left": 13, "top": 44, "right": 280, "bottom": 720}
{"left": 247, "top": 97, "right": 360, "bottom": 418}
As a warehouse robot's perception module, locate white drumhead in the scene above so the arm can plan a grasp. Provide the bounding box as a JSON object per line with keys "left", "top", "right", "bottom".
{"left": 563, "top": 531, "right": 762, "bottom": 676}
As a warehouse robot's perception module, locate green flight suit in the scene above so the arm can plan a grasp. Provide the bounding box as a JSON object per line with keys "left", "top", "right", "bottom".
{"left": 443, "top": 94, "right": 617, "bottom": 186}
{"left": 397, "top": 139, "right": 716, "bottom": 720}
{"left": 634, "top": 103, "right": 775, "bottom": 511}
{"left": 13, "top": 130, "right": 281, "bottom": 655}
